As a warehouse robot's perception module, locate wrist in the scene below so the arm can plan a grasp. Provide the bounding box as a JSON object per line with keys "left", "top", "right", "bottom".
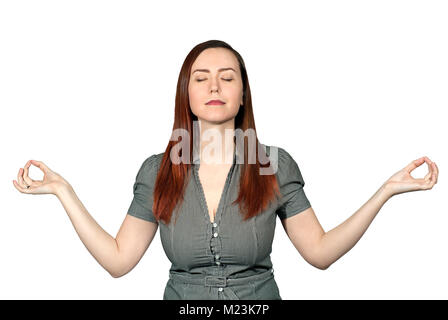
{"left": 381, "top": 182, "right": 395, "bottom": 199}
{"left": 55, "top": 181, "right": 74, "bottom": 200}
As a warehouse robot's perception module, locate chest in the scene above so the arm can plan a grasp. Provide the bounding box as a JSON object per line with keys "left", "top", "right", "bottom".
{"left": 197, "top": 164, "right": 233, "bottom": 223}
{"left": 159, "top": 172, "right": 278, "bottom": 270}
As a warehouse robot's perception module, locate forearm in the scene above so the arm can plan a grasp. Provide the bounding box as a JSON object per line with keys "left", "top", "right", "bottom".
{"left": 316, "top": 184, "right": 392, "bottom": 269}
{"left": 56, "top": 184, "right": 121, "bottom": 277}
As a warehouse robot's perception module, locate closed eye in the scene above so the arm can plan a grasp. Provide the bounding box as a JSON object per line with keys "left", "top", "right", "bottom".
{"left": 196, "top": 78, "right": 233, "bottom": 82}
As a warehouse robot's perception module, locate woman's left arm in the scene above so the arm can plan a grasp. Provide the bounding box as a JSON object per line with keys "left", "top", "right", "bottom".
{"left": 316, "top": 156, "right": 439, "bottom": 270}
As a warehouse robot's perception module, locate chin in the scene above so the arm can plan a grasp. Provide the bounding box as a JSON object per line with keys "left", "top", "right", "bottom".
{"left": 199, "top": 115, "right": 234, "bottom": 125}
{"left": 203, "top": 118, "right": 231, "bottom": 124}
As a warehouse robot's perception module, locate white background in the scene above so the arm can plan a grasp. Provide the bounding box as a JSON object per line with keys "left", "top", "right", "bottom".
{"left": 1, "top": 0, "right": 446, "bottom": 299}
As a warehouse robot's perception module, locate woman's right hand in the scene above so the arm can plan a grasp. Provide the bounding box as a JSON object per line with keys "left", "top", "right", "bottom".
{"left": 13, "top": 160, "right": 71, "bottom": 196}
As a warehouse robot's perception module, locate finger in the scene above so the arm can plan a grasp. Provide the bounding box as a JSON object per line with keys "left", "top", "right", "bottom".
{"left": 429, "top": 161, "right": 438, "bottom": 184}
{"left": 17, "top": 168, "right": 28, "bottom": 189}
{"left": 414, "top": 177, "right": 432, "bottom": 190}
{"left": 423, "top": 157, "right": 434, "bottom": 182}
{"left": 422, "top": 165, "right": 437, "bottom": 189}
{"left": 405, "top": 157, "right": 425, "bottom": 173}
{"left": 13, "top": 179, "right": 30, "bottom": 193}
{"left": 428, "top": 169, "right": 437, "bottom": 189}
{"left": 23, "top": 160, "right": 35, "bottom": 186}
{"left": 430, "top": 162, "right": 437, "bottom": 185}
{"left": 30, "top": 160, "right": 50, "bottom": 174}
{"left": 425, "top": 157, "right": 438, "bottom": 184}
{"left": 433, "top": 162, "right": 438, "bottom": 184}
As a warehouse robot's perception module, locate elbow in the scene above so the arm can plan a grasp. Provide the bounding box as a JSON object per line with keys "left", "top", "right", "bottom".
{"left": 311, "top": 241, "right": 331, "bottom": 270}
{"left": 108, "top": 265, "right": 128, "bottom": 278}
{"left": 109, "top": 265, "right": 133, "bottom": 278}
{"left": 310, "top": 254, "right": 331, "bottom": 270}
{"left": 305, "top": 256, "right": 330, "bottom": 270}
{"left": 310, "top": 260, "right": 330, "bottom": 270}
{"left": 110, "top": 267, "right": 132, "bottom": 278}
{"left": 315, "top": 262, "right": 330, "bottom": 270}
{"left": 111, "top": 273, "right": 122, "bottom": 279}
{"left": 109, "top": 245, "right": 128, "bottom": 278}
{"left": 109, "top": 270, "right": 123, "bottom": 278}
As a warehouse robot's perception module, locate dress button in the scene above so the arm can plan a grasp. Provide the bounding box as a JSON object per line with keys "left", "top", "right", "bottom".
{"left": 218, "top": 287, "right": 223, "bottom": 292}
{"left": 213, "top": 232, "right": 218, "bottom": 238}
{"left": 213, "top": 222, "right": 217, "bottom": 227}
{"left": 215, "top": 254, "right": 220, "bottom": 259}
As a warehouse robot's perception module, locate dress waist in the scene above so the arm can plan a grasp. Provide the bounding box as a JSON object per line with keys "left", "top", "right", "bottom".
{"left": 169, "top": 268, "right": 274, "bottom": 288}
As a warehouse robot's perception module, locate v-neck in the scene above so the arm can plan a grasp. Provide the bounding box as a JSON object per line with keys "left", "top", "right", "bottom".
{"left": 192, "top": 149, "right": 238, "bottom": 225}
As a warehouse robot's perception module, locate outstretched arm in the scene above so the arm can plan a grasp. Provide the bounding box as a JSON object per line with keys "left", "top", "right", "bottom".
{"left": 281, "top": 156, "right": 439, "bottom": 270}
{"left": 317, "top": 183, "right": 391, "bottom": 269}
{"left": 13, "top": 160, "right": 159, "bottom": 278}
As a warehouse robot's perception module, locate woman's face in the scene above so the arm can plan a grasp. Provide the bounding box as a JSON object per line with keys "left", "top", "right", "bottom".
{"left": 188, "top": 48, "right": 243, "bottom": 125}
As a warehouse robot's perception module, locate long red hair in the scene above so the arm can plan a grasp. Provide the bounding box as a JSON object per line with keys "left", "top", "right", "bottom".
{"left": 153, "top": 40, "right": 281, "bottom": 225}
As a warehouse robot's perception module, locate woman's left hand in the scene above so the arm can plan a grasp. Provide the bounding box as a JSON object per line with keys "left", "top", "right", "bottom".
{"left": 383, "top": 156, "right": 439, "bottom": 197}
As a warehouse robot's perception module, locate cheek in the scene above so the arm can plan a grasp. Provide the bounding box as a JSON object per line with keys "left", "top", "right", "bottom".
{"left": 229, "top": 89, "right": 243, "bottom": 107}
{"left": 188, "top": 87, "right": 201, "bottom": 105}
{"left": 188, "top": 88, "right": 207, "bottom": 115}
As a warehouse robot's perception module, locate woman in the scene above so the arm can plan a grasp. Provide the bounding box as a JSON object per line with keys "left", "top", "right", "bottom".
{"left": 13, "top": 40, "right": 439, "bottom": 300}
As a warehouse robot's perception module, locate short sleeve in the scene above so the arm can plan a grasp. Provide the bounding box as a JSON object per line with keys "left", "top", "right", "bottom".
{"left": 127, "top": 154, "right": 159, "bottom": 224}
{"left": 274, "top": 147, "right": 312, "bottom": 220}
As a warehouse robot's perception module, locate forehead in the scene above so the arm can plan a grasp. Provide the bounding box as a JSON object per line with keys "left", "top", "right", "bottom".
{"left": 191, "top": 48, "right": 238, "bottom": 71}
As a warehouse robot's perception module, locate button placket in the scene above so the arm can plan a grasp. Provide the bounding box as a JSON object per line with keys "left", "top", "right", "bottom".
{"left": 210, "top": 154, "right": 237, "bottom": 269}
{"left": 193, "top": 148, "right": 238, "bottom": 269}
{"left": 211, "top": 222, "right": 221, "bottom": 266}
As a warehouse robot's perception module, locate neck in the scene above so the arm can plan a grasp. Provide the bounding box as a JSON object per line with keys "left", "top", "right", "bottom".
{"left": 196, "top": 118, "right": 235, "bottom": 165}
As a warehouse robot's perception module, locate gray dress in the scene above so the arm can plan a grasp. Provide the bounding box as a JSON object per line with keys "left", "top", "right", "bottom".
{"left": 127, "top": 145, "right": 312, "bottom": 300}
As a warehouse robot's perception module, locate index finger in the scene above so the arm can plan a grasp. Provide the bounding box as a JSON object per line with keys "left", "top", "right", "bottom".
{"left": 433, "top": 161, "right": 439, "bottom": 184}
{"left": 23, "top": 160, "right": 35, "bottom": 183}
{"left": 405, "top": 157, "right": 426, "bottom": 173}
{"left": 30, "top": 160, "right": 49, "bottom": 173}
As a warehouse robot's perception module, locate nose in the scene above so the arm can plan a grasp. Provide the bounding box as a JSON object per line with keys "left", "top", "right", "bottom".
{"left": 210, "top": 76, "right": 220, "bottom": 92}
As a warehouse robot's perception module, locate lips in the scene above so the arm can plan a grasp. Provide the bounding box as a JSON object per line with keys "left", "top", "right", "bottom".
{"left": 206, "top": 99, "right": 225, "bottom": 105}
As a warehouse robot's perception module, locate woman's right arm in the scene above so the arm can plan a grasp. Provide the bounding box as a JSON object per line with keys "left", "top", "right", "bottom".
{"left": 13, "top": 159, "right": 158, "bottom": 278}
{"left": 56, "top": 184, "right": 158, "bottom": 278}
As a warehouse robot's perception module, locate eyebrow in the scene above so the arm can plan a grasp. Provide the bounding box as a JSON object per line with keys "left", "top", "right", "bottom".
{"left": 192, "top": 67, "right": 236, "bottom": 74}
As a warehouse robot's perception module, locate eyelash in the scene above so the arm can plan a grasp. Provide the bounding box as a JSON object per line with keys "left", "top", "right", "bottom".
{"left": 196, "top": 79, "right": 233, "bottom": 82}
